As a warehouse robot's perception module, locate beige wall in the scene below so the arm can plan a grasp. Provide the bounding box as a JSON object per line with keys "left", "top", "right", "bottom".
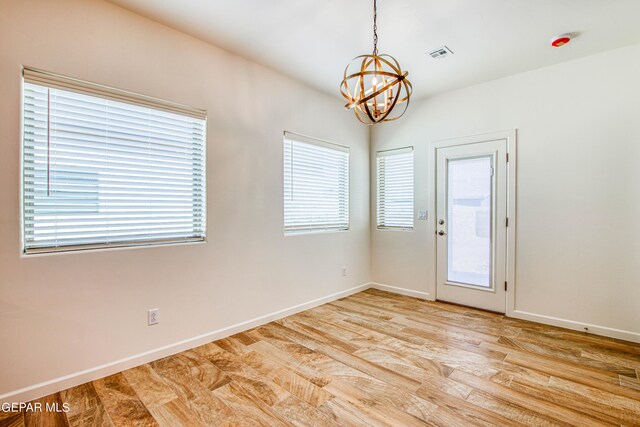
{"left": 371, "top": 43, "right": 640, "bottom": 341}
{"left": 0, "top": 0, "right": 370, "bottom": 399}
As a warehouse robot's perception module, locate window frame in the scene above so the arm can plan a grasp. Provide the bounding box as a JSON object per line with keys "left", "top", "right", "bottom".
{"left": 283, "top": 131, "right": 350, "bottom": 235}
{"left": 21, "top": 67, "right": 207, "bottom": 254}
{"left": 376, "top": 146, "right": 414, "bottom": 231}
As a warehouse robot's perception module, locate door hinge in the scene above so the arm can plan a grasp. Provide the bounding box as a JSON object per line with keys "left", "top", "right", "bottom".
{"left": 506, "top": 153, "right": 509, "bottom": 162}
{"left": 506, "top": 217, "right": 509, "bottom": 227}
{"left": 504, "top": 281, "right": 508, "bottom": 291}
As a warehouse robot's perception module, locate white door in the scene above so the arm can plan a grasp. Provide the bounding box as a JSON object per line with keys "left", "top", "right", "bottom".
{"left": 435, "top": 138, "right": 508, "bottom": 313}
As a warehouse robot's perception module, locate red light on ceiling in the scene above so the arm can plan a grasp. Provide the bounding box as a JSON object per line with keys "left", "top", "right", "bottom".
{"left": 551, "top": 35, "right": 572, "bottom": 48}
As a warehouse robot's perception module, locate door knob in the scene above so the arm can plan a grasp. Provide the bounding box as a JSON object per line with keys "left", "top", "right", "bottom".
{"left": 438, "top": 230, "right": 447, "bottom": 236}
{"left": 438, "top": 219, "right": 445, "bottom": 225}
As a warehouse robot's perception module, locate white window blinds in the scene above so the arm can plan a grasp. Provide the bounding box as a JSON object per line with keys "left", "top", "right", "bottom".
{"left": 22, "top": 68, "right": 207, "bottom": 254}
{"left": 283, "top": 132, "right": 349, "bottom": 234}
{"left": 377, "top": 147, "right": 414, "bottom": 229}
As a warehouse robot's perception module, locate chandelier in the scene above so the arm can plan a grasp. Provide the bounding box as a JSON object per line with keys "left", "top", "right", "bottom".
{"left": 340, "top": 0, "right": 412, "bottom": 125}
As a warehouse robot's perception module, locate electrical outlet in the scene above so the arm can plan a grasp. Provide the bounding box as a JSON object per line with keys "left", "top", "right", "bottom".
{"left": 341, "top": 266, "right": 347, "bottom": 277}
{"left": 148, "top": 308, "right": 159, "bottom": 326}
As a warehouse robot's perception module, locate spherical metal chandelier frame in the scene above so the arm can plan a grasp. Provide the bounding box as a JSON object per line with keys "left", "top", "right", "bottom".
{"left": 340, "top": 54, "right": 412, "bottom": 125}
{"left": 340, "top": 0, "right": 412, "bottom": 125}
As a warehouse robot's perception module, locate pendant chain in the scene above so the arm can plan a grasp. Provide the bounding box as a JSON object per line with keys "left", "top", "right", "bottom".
{"left": 373, "top": 0, "right": 378, "bottom": 55}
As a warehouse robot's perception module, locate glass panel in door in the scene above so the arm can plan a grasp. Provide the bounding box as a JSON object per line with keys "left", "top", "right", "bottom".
{"left": 447, "top": 156, "right": 492, "bottom": 288}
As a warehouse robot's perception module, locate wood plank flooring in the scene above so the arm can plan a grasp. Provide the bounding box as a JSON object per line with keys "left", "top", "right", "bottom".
{"left": 9, "top": 289, "right": 640, "bottom": 426}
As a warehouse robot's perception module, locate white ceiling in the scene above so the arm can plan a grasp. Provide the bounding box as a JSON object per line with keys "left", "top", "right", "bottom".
{"left": 107, "top": 0, "right": 640, "bottom": 99}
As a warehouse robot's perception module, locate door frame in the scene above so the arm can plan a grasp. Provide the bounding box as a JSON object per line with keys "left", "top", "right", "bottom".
{"left": 427, "top": 130, "right": 517, "bottom": 315}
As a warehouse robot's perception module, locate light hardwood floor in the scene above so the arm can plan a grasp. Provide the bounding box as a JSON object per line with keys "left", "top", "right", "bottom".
{"left": 4, "top": 289, "right": 640, "bottom": 426}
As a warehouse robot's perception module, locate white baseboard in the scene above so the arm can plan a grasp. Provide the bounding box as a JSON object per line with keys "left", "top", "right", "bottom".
{"left": 510, "top": 309, "right": 640, "bottom": 344}
{"left": 369, "top": 282, "right": 432, "bottom": 300}
{"left": 371, "top": 282, "right": 640, "bottom": 344}
{"left": 6, "top": 282, "right": 638, "bottom": 404}
{"left": 371, "top": 281, "right": 640, "bottom": 344}
{"left": 0, "top": 283, "right": 370, "bottom": 404}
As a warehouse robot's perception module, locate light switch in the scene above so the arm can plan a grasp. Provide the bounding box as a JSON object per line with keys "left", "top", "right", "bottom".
{"left": 418, "top": 210, "right": 428, "bottom": 220}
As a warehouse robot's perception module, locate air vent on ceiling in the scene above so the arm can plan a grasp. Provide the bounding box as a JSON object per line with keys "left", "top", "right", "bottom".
{"left": 428, "top": 46, "right": 454, "bottom": 60}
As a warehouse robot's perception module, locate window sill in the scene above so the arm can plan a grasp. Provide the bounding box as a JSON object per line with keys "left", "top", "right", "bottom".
{"left": 284, "top": 228, "right": 350, "bottom": 236}
{"left": 376, "top": 226, "right": 414, "bottom": 232}
{"left": 22, "top": 238, "right": 206, "bottom": 257}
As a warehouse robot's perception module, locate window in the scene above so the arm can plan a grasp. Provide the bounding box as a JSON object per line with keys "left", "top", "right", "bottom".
{"left": 377, "top": 147, "right": 414, "bottom": 229}
{"left": 22, "top": 68, "right": 206, "bottom": 254}
{"left": 283, "top": 132, "right": 349, "bottom": 234}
